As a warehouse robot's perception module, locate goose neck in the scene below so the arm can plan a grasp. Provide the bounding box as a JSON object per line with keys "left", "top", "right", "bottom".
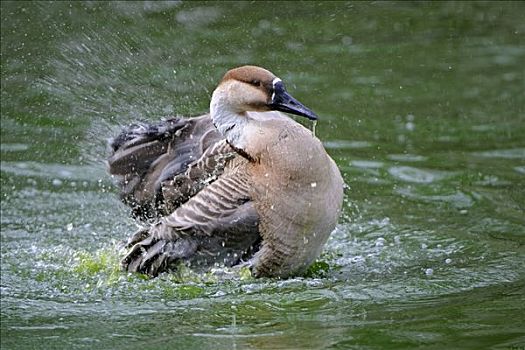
{"left": 210, "top": 90, "right": 250, "bottom": 149}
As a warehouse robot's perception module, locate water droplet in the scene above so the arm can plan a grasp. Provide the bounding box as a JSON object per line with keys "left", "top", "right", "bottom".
{"left": 350, "top": 256, "right": 364, "bottom": 263}
{"left": 375, "top": 237, "right": 386, "bottom": 247}
{"left": 445, "top": 258, "right": 452, "bottom": 264}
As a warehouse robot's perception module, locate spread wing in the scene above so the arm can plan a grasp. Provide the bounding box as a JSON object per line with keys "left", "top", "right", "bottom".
{"left": 108, "top": 115, "right": 261, "bottom": 276}
{"left": 107, "top": 114, "right": 225, "bottom": 221}
{"left": 121, "top": 158, "right": 260, "bottom": 276}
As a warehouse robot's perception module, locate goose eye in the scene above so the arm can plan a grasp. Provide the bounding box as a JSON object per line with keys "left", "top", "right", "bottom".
{"left": 249, "top": 79, "right": 261, "bottom": 87}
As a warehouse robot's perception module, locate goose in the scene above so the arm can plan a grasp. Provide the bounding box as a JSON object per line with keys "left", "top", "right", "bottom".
{"left": 108, "top": 65, "right": 344, "bottom": 278}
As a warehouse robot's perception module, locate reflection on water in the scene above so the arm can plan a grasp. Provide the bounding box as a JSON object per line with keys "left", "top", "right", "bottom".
{"left": 1, "top": 1, "right": 525, "bottom": 349}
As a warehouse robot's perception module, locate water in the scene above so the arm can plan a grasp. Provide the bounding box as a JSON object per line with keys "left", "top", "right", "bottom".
{"left": 1, "top": 2, "right": 525, "bottom": 349}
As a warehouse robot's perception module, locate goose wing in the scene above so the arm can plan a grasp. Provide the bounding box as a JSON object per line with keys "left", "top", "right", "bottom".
{"left": 121, "top": 158, "right": 260, "bottom": 276}
{"left": 108, "top": 115, "right": 261, "bottom": 276}
{"left": 107, "top": 115, "right": 228, "bottom": 221}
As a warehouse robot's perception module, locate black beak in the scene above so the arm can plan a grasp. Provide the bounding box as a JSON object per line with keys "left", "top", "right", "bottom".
{"left": 268, "top": 80, "right": 318, "bottom": 121}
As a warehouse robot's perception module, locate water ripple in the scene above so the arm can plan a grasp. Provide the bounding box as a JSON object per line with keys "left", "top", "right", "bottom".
{"left": 0, "top": 161, "right": 106, "bottom": 182}
{"left": 395, "top": 186, "right": 474, "bottom": 208}
{"left": 472, "top": 148, "right": 525, "bottom": 159}
{"left": 388, "top": 166, "right": 454, "bottom": 183}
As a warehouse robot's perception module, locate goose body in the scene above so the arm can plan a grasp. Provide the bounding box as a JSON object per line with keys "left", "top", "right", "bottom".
{"left": 108, "top": 66, "right": 344, "bottom": 278}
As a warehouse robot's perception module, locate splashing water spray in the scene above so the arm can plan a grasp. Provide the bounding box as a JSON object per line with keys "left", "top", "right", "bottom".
{"left": 311, "top": 119, "right": 317, "bottom": 136}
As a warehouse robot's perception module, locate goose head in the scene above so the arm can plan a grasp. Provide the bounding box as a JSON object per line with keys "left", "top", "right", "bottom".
{"left": 210, "top": 65, "right": 318, "bottom": 123}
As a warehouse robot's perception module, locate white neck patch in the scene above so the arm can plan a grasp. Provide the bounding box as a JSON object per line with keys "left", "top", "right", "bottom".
{"left": 210, "top": 88, "right": 249, "bottom": 149}
{"left": 271, "top": 77, "right": 282, "bottom": 101}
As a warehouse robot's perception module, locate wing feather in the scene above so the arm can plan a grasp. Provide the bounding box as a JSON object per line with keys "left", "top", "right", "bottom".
{"left": 107, "top": 115, "right": 228, "bottom": 221}
{"left": 121, "top": 166, "right": 260, "bottom": 276}
{"left": 110, "top": 118, "right": 262, "bottom": 276}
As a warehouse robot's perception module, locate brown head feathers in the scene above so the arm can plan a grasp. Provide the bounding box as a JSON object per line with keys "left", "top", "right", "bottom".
{"left": 221, "top": 65, "right": 277, "bottom": 91}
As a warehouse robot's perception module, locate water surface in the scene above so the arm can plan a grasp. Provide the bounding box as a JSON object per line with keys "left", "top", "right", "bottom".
{"left": 1, "top": 2, "right": 525, "bottom": 349}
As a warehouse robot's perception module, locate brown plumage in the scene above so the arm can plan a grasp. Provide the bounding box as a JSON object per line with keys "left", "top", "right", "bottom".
{"left": 108, "top": 66, "right": 344, "bottom": 278}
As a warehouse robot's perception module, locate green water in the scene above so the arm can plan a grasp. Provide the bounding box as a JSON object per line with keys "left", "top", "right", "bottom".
{"left": 1, "top": 1, "right": 524, "bottom": 349}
